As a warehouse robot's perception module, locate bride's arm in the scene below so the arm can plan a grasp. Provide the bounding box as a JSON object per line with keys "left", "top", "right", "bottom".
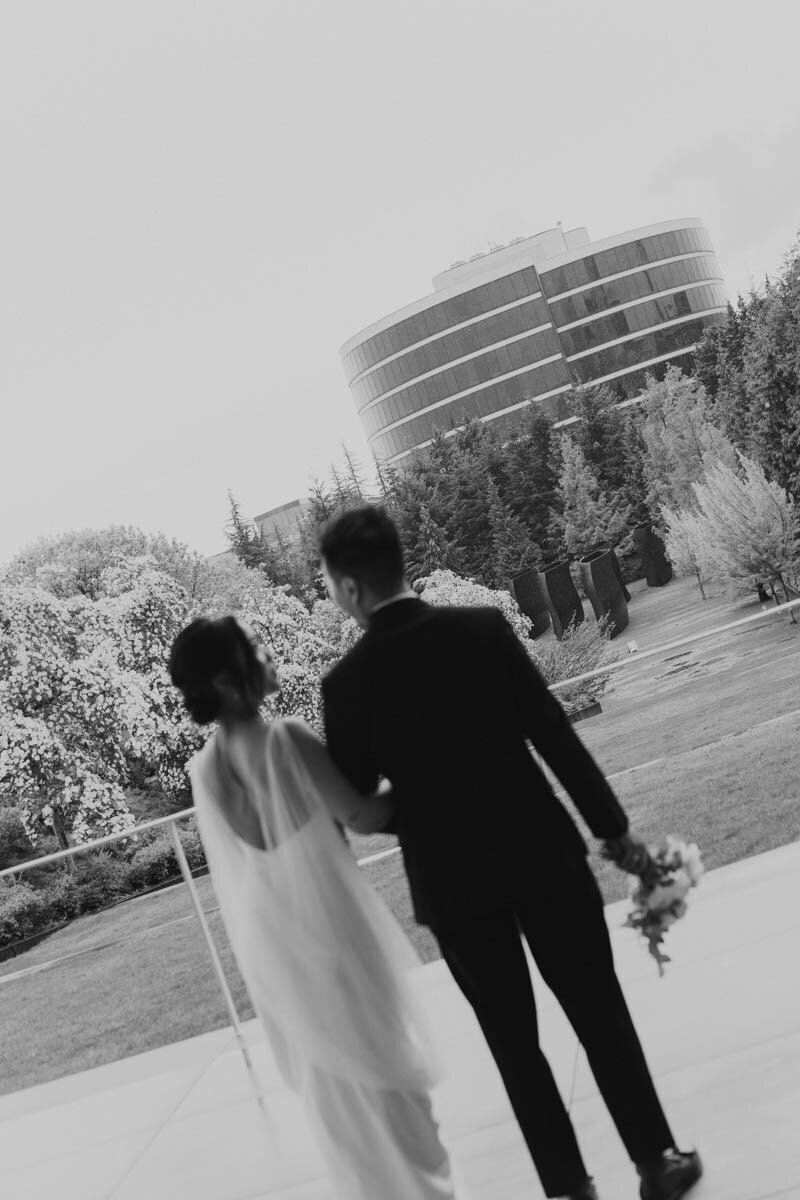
{"left": 284, "top": 720, "right": 393, "bottom": 835}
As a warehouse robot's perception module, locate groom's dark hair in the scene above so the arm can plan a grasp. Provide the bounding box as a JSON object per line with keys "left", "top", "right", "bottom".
{"left": 319, "top": 505, "right": 405, "bottom": 592}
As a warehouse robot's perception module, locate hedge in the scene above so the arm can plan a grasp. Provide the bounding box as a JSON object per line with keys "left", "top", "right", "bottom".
{"left": 0, "top": 826, "right": 207, "bottom": 952}
{"left": 0, "top": 882, "right": 51, "bottom": 946}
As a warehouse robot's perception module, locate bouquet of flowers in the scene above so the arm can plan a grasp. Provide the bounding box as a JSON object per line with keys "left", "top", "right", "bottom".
{"left": 623, "top": 836, "right": 704, "bottom": 976}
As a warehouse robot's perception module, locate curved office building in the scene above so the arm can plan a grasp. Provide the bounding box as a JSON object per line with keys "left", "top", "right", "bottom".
{"left": 340, "top": 218, "right": 727, "bottom": 466}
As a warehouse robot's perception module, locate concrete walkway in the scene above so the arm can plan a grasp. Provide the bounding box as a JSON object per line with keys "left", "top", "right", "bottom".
{"left": 2, "top": 840, "right": 799, "bottom": 1199}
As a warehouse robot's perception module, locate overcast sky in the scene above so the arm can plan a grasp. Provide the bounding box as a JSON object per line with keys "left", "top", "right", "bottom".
{"left": 2, "top": 0, "right": 799, "bottom": 565}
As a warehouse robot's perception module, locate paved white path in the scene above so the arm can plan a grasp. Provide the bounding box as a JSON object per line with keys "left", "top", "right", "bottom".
{"left": 2, "top": 841, "right": 799, "bottom": 1200}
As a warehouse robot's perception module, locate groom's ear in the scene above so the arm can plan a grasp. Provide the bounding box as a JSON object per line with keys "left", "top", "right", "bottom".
{"left": 339, "top": 574, "right": 361, "bottom": 605}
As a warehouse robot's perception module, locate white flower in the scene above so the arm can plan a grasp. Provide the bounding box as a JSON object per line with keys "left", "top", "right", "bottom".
{"left": 681, "top": 841, "right": 705, "bottom": 885}
{"left": 644, "top": 867, "right": 692, "bottom": 912}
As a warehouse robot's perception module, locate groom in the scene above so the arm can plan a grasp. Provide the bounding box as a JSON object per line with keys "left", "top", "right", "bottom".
{"left": 319, "top": 504, "right": 701, "bottom": 1200}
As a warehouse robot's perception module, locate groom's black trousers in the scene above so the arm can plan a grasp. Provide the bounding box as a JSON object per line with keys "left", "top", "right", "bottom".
{"left": 432, "top": 862, "right": 674, "bottom": 1197}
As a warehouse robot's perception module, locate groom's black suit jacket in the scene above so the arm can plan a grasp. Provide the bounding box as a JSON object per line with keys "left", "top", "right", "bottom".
{"left": 322, "top": 597, "right": 628, "bottom": 929}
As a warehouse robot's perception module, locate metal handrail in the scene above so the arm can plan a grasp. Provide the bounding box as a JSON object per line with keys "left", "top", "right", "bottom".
{"left": 0, "top": 807, "right": 196, "bottom": 881}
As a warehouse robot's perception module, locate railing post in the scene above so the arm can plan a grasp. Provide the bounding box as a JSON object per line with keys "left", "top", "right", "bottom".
{"left": 167, "top": 822, "right": 270, "bottom": 1127}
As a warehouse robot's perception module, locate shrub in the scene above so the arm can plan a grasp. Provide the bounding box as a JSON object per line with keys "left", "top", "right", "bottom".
{"left": 179, "top": 826, "right": 206, "bottom": 871}
{"left": 0, "top": 807, "right": 33, "bottom": 870}
{"left": 126, "top": 832, "right": 178, "bottom": 889}
{"left": 531, "top": 616, "right": 614, "bottom": 713}
{"left": 71, "top": 852, "right": 129, "bottom": 912}
{"left": 45, "top": 870, "right": 83, "bottom": 921}
{"left": 0, "top": 882, "right": 50, "bottom": 947}
{"left": 125, "top": 823, "right": 205, "bottom": 889}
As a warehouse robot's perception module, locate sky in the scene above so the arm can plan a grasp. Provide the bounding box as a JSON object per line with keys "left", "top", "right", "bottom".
{"left": 2, "top": 0, "right": 799, "bottom": 565}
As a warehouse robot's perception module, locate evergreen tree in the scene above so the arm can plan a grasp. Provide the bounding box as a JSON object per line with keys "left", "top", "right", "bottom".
{"left": 553, "top": 436, "right": 631, "bottom": 560}
{"left": 570, "top": 384, "right": 629, "bottom": 494}
{"left": 661, "top": 505, "right": 709, "bottom": 600}
{"left": 406, "top": 504, "right": 454, "bottom": 580}
{"left": 305, "top": 477, "right": 335, "bottom": 524}
{"left": 372, "top": 451, "right": 396, "bottom": 500}
{"left": 328, "top": 464, "right": 352, "bottom": 507}
{"left": 502, "top": 407, "right": 560, "bottom": 557}
{"left": 341, "top": 443, "right": 366, "bottom": 499}
{"left": 638, "top": 365, "right": 738, "bottom": 518}
{"left": 740, "top": 242, "right": 800, "bottom": 498}
{"left": 619, "top": 414, "right": 653, "bottom": 527}
{"left": 693, "top": 316, "right": 727, "bottom": 400}
{"left": 406, "top": 422, "right": 496, "bottom": 581}
{"left": 690, "top": 453, "right": 799, "bottom": 604}
{"left": 226, "top": 492, "right": 280, "bottom": 576}
{"left": 486, "top": 479, "right": 538, "bottom": 587}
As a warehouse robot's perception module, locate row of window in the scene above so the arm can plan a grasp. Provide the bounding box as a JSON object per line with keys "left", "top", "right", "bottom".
{"left": 592, "top": 354, "right": 698, "bottom": 403}
{"left": 366, "top": 361, "right": 573, "bottom": 454}
{"left": 357, "top": 329, "right": 564, "bottom": 432}
{"left": 560, "top": 284, "right": 728, "bottom": 358}
{"left": 539, "top": 228, "right": 714, "bottom": 298}
{"left": 385, "top": 400, "right": 575, "bottom": 466}
{"left": 369, "top": 336, "right": 711, "bottom": 464}
{"left": 548, "top": 255, "right": 724, "bottom": 327}
{"left": 360, "top": 356, "right": 571, "bottom": 438}
{"left": 352, "top": 297, "right": 552, "bottom": 405}
{"left": 569, "top": 314, "right": 726, "bottom": 385}
{"left": 341, "top": 266, "right": 542, "bottom": 382}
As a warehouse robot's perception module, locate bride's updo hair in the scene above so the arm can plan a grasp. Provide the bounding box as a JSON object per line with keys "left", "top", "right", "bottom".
{"left": 168, "top": 616, "right": 264, "bottom": 725}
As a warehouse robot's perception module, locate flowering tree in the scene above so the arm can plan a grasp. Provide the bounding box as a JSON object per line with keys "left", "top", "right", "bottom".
{"left": 5, "top": 527, "right": 202, "bottom": 600}
{"left": 0, "top": 586, "right": 136, "bottom": 846}
{"left": 308, "top": 597, "right": 361, "bottom": 660}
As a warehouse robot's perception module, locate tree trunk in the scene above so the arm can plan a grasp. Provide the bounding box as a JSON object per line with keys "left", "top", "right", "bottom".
{"left": 49, "top": 807, "right": 76, "bottom": 870}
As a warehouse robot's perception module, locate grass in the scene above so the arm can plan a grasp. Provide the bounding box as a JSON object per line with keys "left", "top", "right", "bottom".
{"left": 1, "top": 576, "right": 799, "bottom": 1096}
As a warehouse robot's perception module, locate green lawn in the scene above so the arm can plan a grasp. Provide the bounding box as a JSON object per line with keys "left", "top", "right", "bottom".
{"left": 1, "top": 576, "right": 798, "bottom": 1096}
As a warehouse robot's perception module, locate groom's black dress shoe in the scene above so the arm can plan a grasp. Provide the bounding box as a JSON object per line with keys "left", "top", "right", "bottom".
{"left": 637, "top": 1148, "right": 702, "bottom": 1200}
{"left": 562, "top": 1178, "right": 599, "bottom": 1200}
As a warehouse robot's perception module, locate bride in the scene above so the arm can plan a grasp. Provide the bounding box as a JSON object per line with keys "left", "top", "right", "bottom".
{"left": 168, "top": 615, "right": 460, "bottom": 1200}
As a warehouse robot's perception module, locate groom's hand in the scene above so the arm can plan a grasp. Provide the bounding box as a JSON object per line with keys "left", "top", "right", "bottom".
{"left": 601, "top": 831, "right": 653, "bottom": 876}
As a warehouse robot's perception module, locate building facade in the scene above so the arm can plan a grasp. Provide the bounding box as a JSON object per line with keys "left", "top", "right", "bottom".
{"left": 340, "top": 218, "right": 727, "bottom": 467}
{"left": 254, "top": 498, "right": 306, "bottom": 548}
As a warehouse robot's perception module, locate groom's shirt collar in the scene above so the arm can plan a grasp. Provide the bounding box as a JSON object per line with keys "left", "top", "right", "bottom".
{"left": 368, "top": 591, "right": 418, "bottom": 617}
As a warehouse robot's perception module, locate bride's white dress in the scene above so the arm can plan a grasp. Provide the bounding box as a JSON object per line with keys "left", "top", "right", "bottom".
{"left": 189, "top": 717, "right": 458, "bottom": 1200}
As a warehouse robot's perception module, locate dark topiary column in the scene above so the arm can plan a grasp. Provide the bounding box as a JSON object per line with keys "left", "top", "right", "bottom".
{"left": 538, "top": 560, "right": 584, "bottom": 640}
{"left": 510, "top": 567, "right": 551, "bottom": 638}
{"left": 586, "top": 540, "right": 631, "bottom": 601}
{"left": 632, "top": 523, "right": 673, "bottom": 587}
{"left": 579, "top": 548, "right": 629, "bottom": 637}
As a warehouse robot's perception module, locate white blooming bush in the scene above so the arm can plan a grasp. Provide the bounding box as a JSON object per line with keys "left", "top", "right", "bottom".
{"left": 0, "top": 540, "right": 366, "bottom": 947}
{"left": 416, "top": 569, "right": 531, "bottom": 640}
{"left": 0, "top": 585, "right": 137, "bottom": 846}
{"left": 232, "top": 585, "right": 340, "bottom": 735}
{"left": 414, "top": 569, "right": 612, "bottom": 711}
{"left": 0, "top": 543, "right": 353, "bottom": 854}
{"left": 96, "top": 561, "right": 188, "bottom": 675}
{"left": 309, "top": 597, "right": 362, "bottom": 660}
